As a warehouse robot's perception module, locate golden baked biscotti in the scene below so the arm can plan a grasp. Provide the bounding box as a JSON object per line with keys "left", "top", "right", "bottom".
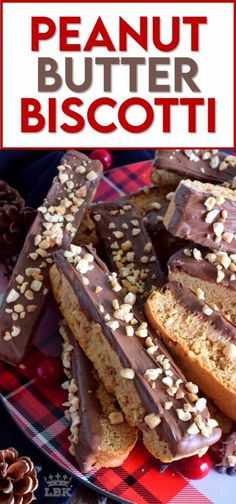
{"left": 50, "top": 245, "right": 221, "bottom": 463}
{"left": 152, "top": 150, "right": 236, "bottom": 187}
{"left": 60, "top": 322, "right": 137, "bottom": 473}
{"left": 145, "top": 281, "right": 236, "bottom": 421}
{"left": 168, "top": 247, "right": 236, "bottom": 326}
{"left": 164, "top": 179, "right": 236, "bottom": 253}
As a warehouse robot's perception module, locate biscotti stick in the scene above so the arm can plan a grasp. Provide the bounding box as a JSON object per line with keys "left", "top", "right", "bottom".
{"left": 168, "top": 246, "right": 236, "bottom": 325}
{"left": 164, "top": 179, "right": 236, "bottom": 253}
{"left": 145, "top": 281, "right": 236, "bottom": 420}
{"left": 75, "top": 182, "right": 184, "bottom": 271}
{"left": 152, "top": 150, "right": 236, "bottom": 187}
{"left": 60, "top": 322, "right": 137, "bottom": 473}
{"left": 50, "top": 245, "right": 221, "bottom": 463}
{"left": 74, "top": 184, "right": 177, "bottom": 248}
{"left": 0, "top": 151, "right": 102, "bottom": 366}
{"left": 92, "top": 201, "right": 165, "bottom": 303}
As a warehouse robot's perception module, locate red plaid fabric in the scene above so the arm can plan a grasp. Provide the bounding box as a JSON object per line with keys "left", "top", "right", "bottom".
{"left": 0, "top": 161, "right": 224, "bottom": 504}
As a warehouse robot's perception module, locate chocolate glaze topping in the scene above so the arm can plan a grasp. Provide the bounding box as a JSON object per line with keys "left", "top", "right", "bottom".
{"left": 166, "top": 281, "right": 236, "bottom": 343}
{"left": 66, "top": 328, "right": 103, "bottom": 473}
{"left": 168, "top": 248, "right": 236, "bottom": 291}
{"left": 93, "top": 186, "right": 181, "bottom": 267}
{"left": 92, "top": 201, "right": 165, "bottom": 304}
{"left": 0, "top": 151, "right": 102, "bottom": 365}
{"left": 154, "top": 150, "right": 236, "bottom": 186}
{"left": 164, "top": 180, "right": 236, "bottom": 253}
{"left": 54, "top": 246, "right": 221, "bottom": 458}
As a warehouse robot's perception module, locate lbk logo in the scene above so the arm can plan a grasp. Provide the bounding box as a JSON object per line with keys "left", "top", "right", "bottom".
{"left": 44, "top": 473, "right": 73, "bottom": 497}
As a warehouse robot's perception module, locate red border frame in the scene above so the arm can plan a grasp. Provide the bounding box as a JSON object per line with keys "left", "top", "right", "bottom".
{"left": 0, "top": 0, "right": 235, "bottom": 150}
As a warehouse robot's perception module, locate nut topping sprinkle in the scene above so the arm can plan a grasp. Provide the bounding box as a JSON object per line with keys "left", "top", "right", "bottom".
{"left": 120, "top": 368, "right": 135, "bottom": 379}
{"left": 144, "top": 413, "right": 161, "bottom": 429}
{"left": 92, "top": 202, "right": 164, "bottom": 304}
{"left": 0, "top": 152, "right": 101, "bottom": 360}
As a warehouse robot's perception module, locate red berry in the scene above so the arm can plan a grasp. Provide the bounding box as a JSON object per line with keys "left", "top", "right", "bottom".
{"left": 35, "top": 357, "right": 63, "bottom": 386}
{"left": 178, "top": 453, "right": 212, "bottom": 480}
{"left": 90, "top": 149, "right": 113, "bottom": 170}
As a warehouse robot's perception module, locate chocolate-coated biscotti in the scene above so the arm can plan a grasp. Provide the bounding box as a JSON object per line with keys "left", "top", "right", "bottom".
{"left": 164, "top": 179, "right": 236, "bottom": 253}
{"left": 168, "top": 247, "right": 236, "bottom": 326}
{"left": 152, "top": 150, "right": 236, "bottom": 187}
{"left": 0, "top": 151, "right": 102, "bottom": 365}
{"left": 60, "top": 322, "right": 137, "bottom": 473}
{"left": 50, "top": 245, "right": 221, "bottom": 463}
{"left": 74, "top": 184, "right": 184, "bottom": 266}
{"left": 145, "top": 281, "right": 236, "bottom": 420}
{"left": 74, "top": 184, "right": 177, "bottom": 249}
{"left": 92, "top": 201, "right": 165, "bottom": 304}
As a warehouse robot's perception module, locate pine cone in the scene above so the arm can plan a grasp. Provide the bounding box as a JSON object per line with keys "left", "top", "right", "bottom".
{"left": 0, "top": 181, "right": 36, "bottom": 263}
{"left": 0, "top": 181, "right": 25, "bottom": 210}
{"left": 0, "top": 448, "right": 38, "bottom": 503}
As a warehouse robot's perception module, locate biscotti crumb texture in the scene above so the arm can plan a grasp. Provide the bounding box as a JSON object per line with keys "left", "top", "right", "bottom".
{"left": 168, "top": 247, "right": 236, "bottom": 325}
{"left": 145, "top": 282, "right": 236, "bottom": 420}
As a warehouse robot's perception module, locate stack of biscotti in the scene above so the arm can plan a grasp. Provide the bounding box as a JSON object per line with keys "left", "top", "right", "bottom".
{"left": 0, "top": 151, "right": 139, "bottom": 474}
{"left": 2, "top": 149, "right": 234, "bottom": 473}
{"left": 163, "top": 177, "right": 236, "bottom": 323}
{"left": 146, "top": 149, "right": 236, "bottom": 261}
{"left": 50, "top": 244, "right": 221, "bottom": 464}
{"left": 145, "top": 162, "right": 236, "bottom": 423}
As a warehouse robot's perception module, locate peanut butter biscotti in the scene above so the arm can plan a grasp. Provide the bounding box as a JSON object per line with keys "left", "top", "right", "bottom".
{"left": 164, "top": 179, "right": 236, "bottom": 253}
{"left": 168, "top": 247, "right": 236, "bottom": 325}
{"left": 74, "top": 184, "right": 184, "bottom": 265}
{"left": 92, "top": 201, "right": 165, "bottom": 302}
{"left": 50, "top": 245, "right": 221, "bottom": 463}
{"left": 152, "top": 150, "right": 236, "bottom": 188}
{"left": 145, "top": 281, "right": 236, "bottom": 420}
{"left": 60, "top": 322, "right": 137, "bottom": 472}
{"left": 0, "top": 151, "right": 102, "bottom": 365}
{"left": 74, "top": 184, "right": 177, "bottom": 248}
